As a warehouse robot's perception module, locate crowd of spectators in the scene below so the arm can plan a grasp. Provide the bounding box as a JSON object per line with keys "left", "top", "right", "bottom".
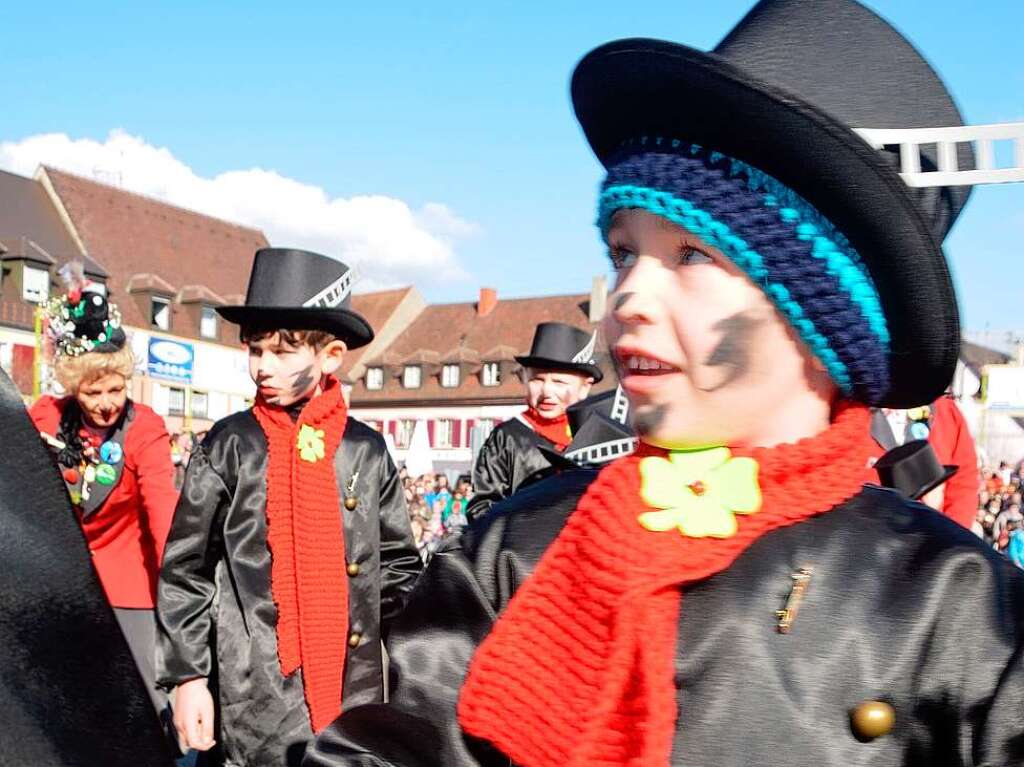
{"left": 399, "top": 467, "right": 472, "bottom": 559}
{"left": 169, "top": 431, "right": 204, "bottom": 490}
{"left": 975, "top": 460, "right": 1024, "bottom": 567}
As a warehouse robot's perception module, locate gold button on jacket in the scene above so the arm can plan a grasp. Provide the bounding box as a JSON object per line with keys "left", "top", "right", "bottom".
{"left": 851, "top": 700, "right": 895, "bottom": 740}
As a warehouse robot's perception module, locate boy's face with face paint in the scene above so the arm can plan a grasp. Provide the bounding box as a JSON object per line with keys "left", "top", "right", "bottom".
{"left": 605, "top": 209, "right": 835, "bottom": 450}
{"left": 247, "top": 331, "right": 347, "bottom": 407}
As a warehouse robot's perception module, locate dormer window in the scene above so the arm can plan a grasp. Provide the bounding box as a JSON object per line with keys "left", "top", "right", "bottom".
{"left": 151, "top": 296, "right": 171, "bottom": 331}
{"left": 441, "top": 364, "right": 460, "bottom": 388}
{"left": 200, "top": 305, "right": 218, "bottom": 339}
{"left": 402, "top": 365, "right": 422, "bottom": 389}
{"left": 22, "top": 265, "right": 50, "bottom": 303}
{"left": 366, "top": 367, "right": 384, "bottom": 390}
{"left": 482, "top": 361, "right": 501, "bottom": 387}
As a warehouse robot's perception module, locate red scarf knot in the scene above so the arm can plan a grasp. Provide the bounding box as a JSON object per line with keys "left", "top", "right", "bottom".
{"left": 458, "top": 402, "right": 875, "bottom": 766}
{"left": 521, "top": 407, "right": 572, "bottom": 451}
{"left": 251, "top": 375, "right": 349, "bottom": 733}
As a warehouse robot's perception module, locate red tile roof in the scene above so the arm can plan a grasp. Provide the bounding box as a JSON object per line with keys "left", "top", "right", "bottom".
{"left": 340, "top": 287, "right": 418, "bottom": 376}
{"left": 352, "top": 293, "right": 613, "bottom": 405}
{"left": 42, "top": 167, "right": 267, "bottom": 334}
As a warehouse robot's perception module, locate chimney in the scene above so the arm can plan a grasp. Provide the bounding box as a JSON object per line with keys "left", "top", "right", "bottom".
{"left": 477, "top": 287, "right": 498, "bottom": 317}
{"left": 589, "top": 275, "right": 608, "bottom": 322}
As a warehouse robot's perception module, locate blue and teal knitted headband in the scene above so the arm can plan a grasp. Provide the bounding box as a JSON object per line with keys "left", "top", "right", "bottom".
{"left": 598, "top": 138, "right": 891, "bottom": 404}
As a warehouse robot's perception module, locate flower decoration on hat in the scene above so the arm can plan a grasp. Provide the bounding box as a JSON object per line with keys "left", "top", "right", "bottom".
{"left": 41, "top": 262, "right": 126, "bottom": 358}
{"left": 638, "top": 447, "right": 762, "bottom": 538}
{"left": 297, "top": 424, "right": 326, "bottom": 463}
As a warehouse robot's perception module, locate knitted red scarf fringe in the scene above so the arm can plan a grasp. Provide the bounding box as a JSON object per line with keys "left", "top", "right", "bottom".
{"left": 521, "top": 407, "right": 572, "bottom": 450}
{"left": 252, "top": 376, "right": 349, "bottom": 733}
{"left": 458, "top": 403, "right": 874, "bottom": 766}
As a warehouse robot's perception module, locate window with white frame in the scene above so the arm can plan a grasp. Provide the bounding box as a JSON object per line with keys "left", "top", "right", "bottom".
{"left": 441, "top": 364, "right": 460, "bottom": 388}
{"left": 168, "top": 387, "right": 186, "bottom": 415}
{"left": 395, "top": 418, "right": 415, "bottom": 448}
{"left": 151, "top": 296, "right": 171, "bottom": 330}
{"left": 366, "top": 367, "right": 384, "bottom": 390}
{"left": 190, "top": 390, "right": 209, "bottom": 419}
{"left": 481, "top": 362, "right": 501, "bottom": 386}
{"left": 434, "top": 419, "right": 453, "bottom": 448}
{"left": 402, "top": 365, "right": 422, "bottom": 389}
{"left": 22, "top": 266, "right": 50, "bottom": 303}
{"left": 200, "top": 306, "right": 218, "bottom": 339}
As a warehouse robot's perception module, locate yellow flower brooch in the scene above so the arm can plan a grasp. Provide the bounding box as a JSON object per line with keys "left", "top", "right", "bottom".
{"left": 638, "top": 447, "right": 762, "bottom": 538}
{"left": 296, "top": 424, "right": 326, "bottom": 463}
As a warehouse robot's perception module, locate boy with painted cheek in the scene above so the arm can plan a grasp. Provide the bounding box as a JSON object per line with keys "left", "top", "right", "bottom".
{"left": 606, "top": 208, "right": 835, "bottom": 451}
{"left": 306, "top": 2, "right": 1024, "bottom": 765}
{"left": 467, "top": 321, "right": 601, "bottom": 522}
{"left": 156, "top": 248, "right": 421, "bottom": 767}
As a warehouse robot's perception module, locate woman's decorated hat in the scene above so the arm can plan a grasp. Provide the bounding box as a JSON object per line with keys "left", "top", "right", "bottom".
{"left": 572, "top": 0, "right": 976, "bottom": 407}
{"left": 41, "top": 262, "right": 126, "bottom": 358}
{"left": 218, "top": 248, "right": 374, "bottom": 349}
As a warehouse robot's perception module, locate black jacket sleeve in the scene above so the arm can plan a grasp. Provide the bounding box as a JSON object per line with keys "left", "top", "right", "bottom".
{"left": 465, "top": 427, "right": 513, "bottom": 523}
{"left": 376, "top": 448, "right": 423, "bottom": 632}
{"left": 155, "top": 443, "right": 229, "bottom": 687}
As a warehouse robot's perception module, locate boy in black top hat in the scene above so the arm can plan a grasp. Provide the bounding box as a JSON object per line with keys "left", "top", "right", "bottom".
{"left": 306, "top": 1, "right": 1024, "bottom": 765}
{"left": 466, "top": 321, "right": 602, "bottom": 521}
{"left": 156, "top": 248, "right": 421, "bottom": 767}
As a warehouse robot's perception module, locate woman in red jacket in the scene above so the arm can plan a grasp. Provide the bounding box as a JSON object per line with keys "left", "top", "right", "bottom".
{"left": 29, "top": 269, "right": 178, "bottom": 721}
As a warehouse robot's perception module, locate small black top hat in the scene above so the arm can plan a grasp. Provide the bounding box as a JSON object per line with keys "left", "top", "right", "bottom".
{"left": 515, "top": 322, "right": 603, "bottom": 382}
{"left": 874, "top": 439, "right": 958, "bottom": 501}
{"left": 218, "top": 248, "right": 374, "bottom": 349}
{"left": 540, "top": 386, "right": 636, "bottom": 468}
{"left": 572, "top": 0, "right": 969, "bottom": 407}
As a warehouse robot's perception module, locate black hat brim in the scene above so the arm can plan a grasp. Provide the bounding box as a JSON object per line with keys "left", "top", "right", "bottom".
{"left": 216, "top": 305, "right": 374, "bottom": 350}
{"left": 572, "top": 40, "right": 958, "bottom": 407}
{"left": 911, "top": 464, "right": 959, "bottom": 501}
{"left": 513, "top": 355, "right": 604, "bottom": 383}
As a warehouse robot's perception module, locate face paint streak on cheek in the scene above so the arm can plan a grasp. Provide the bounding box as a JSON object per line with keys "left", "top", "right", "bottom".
{"left": 633, "top": 404, "right": 668, "bottom": 436}
{"left": 290, "top": 365, "right": 317, "bottom": 397}
{"left": 695, "top": 312, "right": 763, "bottom": 393}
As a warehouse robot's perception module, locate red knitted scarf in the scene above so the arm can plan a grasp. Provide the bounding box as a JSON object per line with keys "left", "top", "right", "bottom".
{"left": 458, "top": 403, "right": 874, "bottom": 766}
{"left": 251, "top": 375, "right": 349, "bottom": 733}
{"left": 521, "top": 407, "right": 572, "bottom": 451}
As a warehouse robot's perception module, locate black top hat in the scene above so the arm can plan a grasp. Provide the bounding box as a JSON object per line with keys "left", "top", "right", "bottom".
{"left": 572, "top": 0, "right": 968, "bottom": 407}
{"left": 874, "top": 439, "right": 958, "bottom": 501}
{"left": 540, "top": 386, "right": 637, "bottom": 468}
{"left": 218, "top": 248, "right": 374, "bottom": 349}
{"left": 515, "top": 322, "right": 603, "bottom": 382}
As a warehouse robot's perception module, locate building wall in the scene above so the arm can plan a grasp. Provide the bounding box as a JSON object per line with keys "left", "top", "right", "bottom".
{"left": 351, "top": 402, "right": 526, "bottom": 474}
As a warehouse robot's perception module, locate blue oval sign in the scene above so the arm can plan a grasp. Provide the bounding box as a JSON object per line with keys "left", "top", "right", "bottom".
{"left": 150, "top": 340, "right": 193, "bottom": 365}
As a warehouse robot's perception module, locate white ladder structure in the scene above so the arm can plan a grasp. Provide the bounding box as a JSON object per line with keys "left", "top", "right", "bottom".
{"left": 854, "top": 122, "right": 1024, "bottom": 187}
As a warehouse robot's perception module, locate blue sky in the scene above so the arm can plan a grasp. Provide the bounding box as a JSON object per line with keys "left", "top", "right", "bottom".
{"left": 2, "top": 0, "right": 1021, "bottom": 331}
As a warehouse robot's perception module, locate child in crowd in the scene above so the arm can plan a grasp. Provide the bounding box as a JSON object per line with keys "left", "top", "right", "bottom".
{"left": 156, "top": 248, "right": 421, "bottom": 767}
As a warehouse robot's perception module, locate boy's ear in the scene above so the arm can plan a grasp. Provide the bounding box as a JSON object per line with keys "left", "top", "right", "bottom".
{"left": 319, "top": 339, "right": 349, "bottom": 376}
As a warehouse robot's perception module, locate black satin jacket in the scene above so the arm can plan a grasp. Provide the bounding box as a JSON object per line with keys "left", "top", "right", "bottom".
{"left": 156, "top": 410, "right": 422, "bottom": 767}
{"left": 307, "top": 472, "right": 1024, "bottom": 767}
{"left": 0, "top": 370, "right": 173, "bottom": 766}
{"left": 466, "top": 417, "right": 556, "bottom": 522}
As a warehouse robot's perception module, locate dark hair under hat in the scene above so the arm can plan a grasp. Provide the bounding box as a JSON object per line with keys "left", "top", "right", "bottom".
{"left": 572, "top": 0, "right": 969, "bottom": 407}
{"left": 515, "top": 322, "right": 603, "bottom": 382}
{"left": 218, "top": 248, "right": 373, "bottom": 350}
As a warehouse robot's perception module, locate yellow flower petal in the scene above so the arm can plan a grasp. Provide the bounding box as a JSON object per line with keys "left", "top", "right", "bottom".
{"left": 668, "top": 447, "right": 731, "bottom": 484}
{"left": 678, "top": 496, "right": 739, "bottom": 538}
{"left": 637, "top": 508, "right": 684, "bottom": 532}
{"left": 711, "top": 457, "right": 762, "bottom": 514}
{"left": 640, "top": 457, "right": 689, "bottom": 510}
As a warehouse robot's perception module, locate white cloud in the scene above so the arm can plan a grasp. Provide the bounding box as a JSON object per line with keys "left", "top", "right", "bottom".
{"left": 0, "top": 129, "right": 477, "bottom": 291}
